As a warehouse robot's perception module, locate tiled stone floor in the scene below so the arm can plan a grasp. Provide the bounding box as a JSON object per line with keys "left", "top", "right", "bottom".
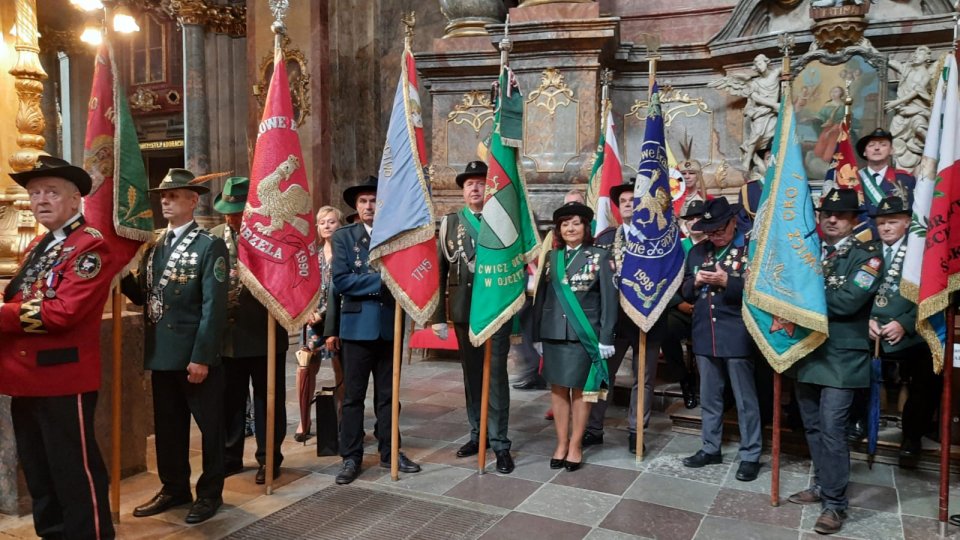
{"left": 1, "top": 353, "right": 960, "bottom": 539}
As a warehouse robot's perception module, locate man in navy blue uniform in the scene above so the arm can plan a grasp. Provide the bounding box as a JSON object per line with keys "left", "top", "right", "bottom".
{"left": 328, "top": 175, "right": 421, "bottom": 485}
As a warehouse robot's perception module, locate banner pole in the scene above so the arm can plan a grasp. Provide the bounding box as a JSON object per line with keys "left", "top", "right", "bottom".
{"left": 635, "top": 331, "right": 646, "bottom": 462}
{"left": 391, "top": 302, "right": 403, "bottom": 481}
{"left": 265, "top": 315, "right": 276, "bottom": 494}
{"left": 478, "top": 340, "right": 493, "bottom": 474}
{"left": 770, "top": 372, "right": 781, "bottom": 507}
{"left": 938, "top": 298, "right": 955, "bottom": 529}
{"left": 110, "top": 284, "right": 122, "bottom": 523}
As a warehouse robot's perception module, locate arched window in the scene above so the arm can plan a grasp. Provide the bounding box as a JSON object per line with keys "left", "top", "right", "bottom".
{"left": 131, "top": 14, "right": 166, "bottom": 84}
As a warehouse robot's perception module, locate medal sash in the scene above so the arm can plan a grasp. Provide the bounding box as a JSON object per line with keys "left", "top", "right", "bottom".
{"left": 146, "top": 228, "right": 201, "bottom": 323}
{"left": 549, "top": 249, "right": 609, "bottom": 402}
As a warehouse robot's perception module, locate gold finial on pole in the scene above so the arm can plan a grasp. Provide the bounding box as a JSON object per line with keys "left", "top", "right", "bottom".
{"left": 402, "top": 11, "right": 416, "bottom": 49}
{"left": 498, "top": 14, "right": 513, "bottom": 69}
{"left": 269, "top": 0, "right": 289, "bottom": 50}
{"left": 643, "top": 34, "right": 661, "bottom": 99}
{"left": 778, "top": 33, "right": 795, "bottom": 79}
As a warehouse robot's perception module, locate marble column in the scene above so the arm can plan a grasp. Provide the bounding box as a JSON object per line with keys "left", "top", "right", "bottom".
{"left": 180, "top": 13, "right": 213, "bottom": 223}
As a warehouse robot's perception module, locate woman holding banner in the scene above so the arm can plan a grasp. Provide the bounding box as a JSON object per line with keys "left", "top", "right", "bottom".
{"left": 533, "top": 202, "right": 618, "bottom": 471}
{"left": 295, "top": 206, "right": 344, "bottom": 442}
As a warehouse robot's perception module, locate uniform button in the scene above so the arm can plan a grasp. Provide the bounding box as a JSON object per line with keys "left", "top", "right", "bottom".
{"left": 18, "top": 350, "right": 26, "bottom": 357}
{"left": 710, "top": 292, "right": 716, "bottom": 296}
{"left": 166, "top": 324, "right": 173, "bottom": 329}
{"left": 712, "top": 317, "right": 717, "bottom": 322}
{"left": 228, "top": 318, "right": 236, "bottom": 323}
{"left": 174, "top": 290, "right": 181, "bottom": 295}
{"left": 165, "top": 305, "right": 170, "bottom": 310}
{"left": 562, "top": 314, "right": 566, "bottom": 318}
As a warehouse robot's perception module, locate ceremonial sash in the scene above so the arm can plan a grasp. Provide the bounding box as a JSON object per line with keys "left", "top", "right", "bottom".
{"left": 458, "top": 207, "right": 480, "bottom": 243}
{"left": 550, "top": 249, "right": 609, "bottom": 402}
{"left": 859, "top": 169, "right": 885, "bottom": 207}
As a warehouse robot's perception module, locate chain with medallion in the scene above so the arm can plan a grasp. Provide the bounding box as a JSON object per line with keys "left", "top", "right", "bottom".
{"left": 822, "top": 241, "right": 853, "bottom": 289}
{"left": 223, "top": 227, "right": 244, "bottom": 310}
{"left": 145, "top": 228, "right": 201, "bottom": 323}
{"left": 874, "top": 244, "right": 906, "bottom": 308}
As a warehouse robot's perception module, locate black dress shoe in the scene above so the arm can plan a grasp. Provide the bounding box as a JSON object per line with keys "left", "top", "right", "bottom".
{"left": 682, "top": 450, "right": 722, "bottom": 468}
{"left": 900, "top": 438, "right": 922, "bottom": 458}
{"left": 255, "top": 465, "right": 282, "bottom": 485}
{"left": 680, "top": 378, "right": 698, "bottom": 409}
{"left": 185, "top": 497, "right": 222, "bottom": 524}
{"left": 512, "top": 378, "right": 546, "bottom": 390}
{"left": 549, "top": 458, "right": 564, "bottom": 469}
{"left": 456, "top": 440, "right": 480, "bottom": 458}
{"left": 495, "top": 450, "right": 515, "bottom": 474}
{"left": 582, "top": 431, "right": 604, "bottom": 447}
{"left": 564, "top": 460, "right": 582, "bottom": 472}
{"left": 380, "top": 452, "right": 422, "bottom": 473}
{"left": 627, "top": 434, "right": 647, "bottom": 455}
{"left": 132, "top": 491, "right": 192, "bottom": 517}
{"left": 335, "top": 459, "right": 360, "bottom": 485}
{"left": 735, "top": 460, "right": 761, "bottom": 482}
{"left": 846, "top": 420, "right": 866, "bottom": 442}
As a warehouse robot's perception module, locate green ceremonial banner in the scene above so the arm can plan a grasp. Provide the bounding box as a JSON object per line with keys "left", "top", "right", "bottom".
{"left": 468, "top": 66, "right": 540, "bottom": 346}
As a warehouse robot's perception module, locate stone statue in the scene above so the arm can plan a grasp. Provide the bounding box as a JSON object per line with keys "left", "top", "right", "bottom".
{"left": 886, "top": 45, "right": 937, "bottom": 171}
{"left": 709, "top": 54, "right": 780, "bottom": 170}
{"left": 811, "top": 0, "right": 865, "bottom": 7}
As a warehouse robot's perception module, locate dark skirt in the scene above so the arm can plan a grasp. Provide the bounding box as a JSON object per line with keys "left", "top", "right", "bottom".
{"left": 542, "top": 339, "right": 592, "bottom": 389}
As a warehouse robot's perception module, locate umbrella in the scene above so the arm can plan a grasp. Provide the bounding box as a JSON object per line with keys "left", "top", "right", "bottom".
{"left": 866, "top": 337, "right": 882, "bottom": 466}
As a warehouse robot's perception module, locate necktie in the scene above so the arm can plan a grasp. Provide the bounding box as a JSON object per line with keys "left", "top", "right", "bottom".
{"left": 884, "top": 246, "right": 893, "bottom": 267}
{"left": 474, "top": 212, "right": 482, "bottom": 221}
{"left": 824, "top": 245, "right": 836, "bottom": 258}
{"left": 873, "top": 172, "right": 881, "bottom": 185}
{"left": 162, "top": 232, "right": 176, "bottom": 260}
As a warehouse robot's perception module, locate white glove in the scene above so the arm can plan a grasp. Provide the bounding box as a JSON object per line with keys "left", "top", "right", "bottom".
{"left": 599, "top": 343, "right": 616, "bottom": 359}
{"left": 533, "top": 342, "right": 543, "bottom": 355}
{"left": 431, "top": 323, "right": 449, "bottom": 340}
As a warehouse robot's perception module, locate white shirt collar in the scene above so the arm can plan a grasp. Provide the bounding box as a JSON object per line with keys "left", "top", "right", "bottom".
{"left": 884, "top": 236, "right": 904, "bottom": 254}
{"left": 822, "top": 235, "right": 852, "bottom": 252}
{"left": 565, "top": 243, "right": 582, "bottom": 252}
{"left": 47, "top": 212, "right": 83, "bottom": 250}
{"left": 867, "top": 165, "right": 888, "bottom": 180}
{"left": 363, "top": 223, "right": 373, "bottom": 237}
{"left": 167, "top": 220, "right": 195, "bottom": 241}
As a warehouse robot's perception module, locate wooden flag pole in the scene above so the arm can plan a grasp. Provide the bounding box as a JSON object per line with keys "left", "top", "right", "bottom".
{"left": 938, "top": 299, "right": 955, "bottom": 532}
{"left": 635, "top": 331, "right": 647, "bottom": 462}
{"left": 477, "top": 340, "right": 493, "bottom": 474}
{"left": 391, "top": 303, "right": 403, "bottom": 481}
{"left": 110, "top": 284, "right": 122, "bottom": 522}
{"left": 265, "top": 315, "right": 277, "bottom": 494}
{"left": 770, "top": 372, "right": 781, "bottom": 507}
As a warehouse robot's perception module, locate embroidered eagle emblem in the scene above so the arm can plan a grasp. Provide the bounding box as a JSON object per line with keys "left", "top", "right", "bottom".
{"left": 246, "top": 155, "right": 312, "bottom": 236}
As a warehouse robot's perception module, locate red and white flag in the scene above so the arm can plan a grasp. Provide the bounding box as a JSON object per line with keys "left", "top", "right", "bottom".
{"left": 586, "top": 103, "right": 623, "bottom": 233}
{"left": 901, "top": 54, "right": 959, "bottom": 371}
{"left": 238, "top": 47, "right": 321, "bottom": 332}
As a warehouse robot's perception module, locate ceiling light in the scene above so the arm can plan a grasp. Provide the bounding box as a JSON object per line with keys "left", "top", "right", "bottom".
{"left": 113, "top": 7, "right": 140, "bottom": 33}
{"left": 70, "top": 0, "right": 104, "bottom": 11}
{"left": 80, "top": 26, "right": 103, "bottom": 46}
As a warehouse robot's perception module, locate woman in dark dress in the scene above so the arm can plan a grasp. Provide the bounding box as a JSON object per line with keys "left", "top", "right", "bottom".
{"left": 533, "top": 202, "right": 618, "bottom": 471}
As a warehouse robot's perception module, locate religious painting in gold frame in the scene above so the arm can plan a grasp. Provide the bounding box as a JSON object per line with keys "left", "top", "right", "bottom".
{"left": 254, "top": 43, "right": 310, "bottom": 128}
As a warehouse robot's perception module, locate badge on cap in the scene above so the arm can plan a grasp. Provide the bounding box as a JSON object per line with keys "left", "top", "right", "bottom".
{"left": 830, "top": 191, "right": 841, "bottom": 201}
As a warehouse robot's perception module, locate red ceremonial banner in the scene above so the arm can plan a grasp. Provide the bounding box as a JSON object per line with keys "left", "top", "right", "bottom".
{"left": 238, "top": 47, "right": 321, "bottom": 332}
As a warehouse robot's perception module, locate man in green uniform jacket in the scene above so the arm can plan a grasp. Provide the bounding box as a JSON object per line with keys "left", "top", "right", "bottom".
{"left": 123, "top": 169, "right": 229, "bottom": 524}
{"left": 868, "top": 195, "right": 941, "bottom": 459}
{"left": 430, "top": 161, "right": 514, "bottom": 473}
{"left": 787, "top": 188, "right": 883, "bottom": 536}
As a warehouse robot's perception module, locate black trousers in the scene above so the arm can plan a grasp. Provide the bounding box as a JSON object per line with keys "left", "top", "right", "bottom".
{"left": 12, "top": 392, "right": 115, "bottom": 540}
{"left": 151, "top": 367, "right": 225, "bottom": 499}
{"left": 454, "top": 322, "right": 511, "bottom": 451}
{"left": 897, "top": 343, "right": 943, "bottom": 442}
{"left": 223, "top": 355, "right": 287, "bottom": 469}
{"left": 339, "top": 339, "right": 395, "bottom": 463}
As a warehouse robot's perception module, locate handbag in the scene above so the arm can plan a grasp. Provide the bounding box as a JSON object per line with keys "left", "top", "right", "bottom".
{"left": 314, "top": 386, "right": 339, "bottom": 457}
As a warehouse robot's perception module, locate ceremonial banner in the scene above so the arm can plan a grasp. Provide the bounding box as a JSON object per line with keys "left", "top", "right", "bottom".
{"left": 743, "top": 93, "right": 829, "bottom": 372}
{"left": 238, "top": 47, "right": 321, "bottom": 332}
{"left": 368, "top": 41, "right": 440, "bottom": 326}
{"left": 469, "top": 66, "right": 540, "bottom": 346}
{"left": 901, "top": 54, "right": 958, "bottom": 371}
{"left": 823, "top": 121, "right": 862, "bottom": 197}
{"left": 619, "top": 84, "right": 685, "bottom": 332}
{"left": 586, "top": 102, "right": 624, "bottom": 234}
{"left": 82, "top": 41, "right": 152, "bottom": 272}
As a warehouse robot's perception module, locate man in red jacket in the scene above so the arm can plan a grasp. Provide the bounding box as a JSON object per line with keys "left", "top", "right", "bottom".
{"left": 0, "top": 156, "right": 116, "bottom": 540}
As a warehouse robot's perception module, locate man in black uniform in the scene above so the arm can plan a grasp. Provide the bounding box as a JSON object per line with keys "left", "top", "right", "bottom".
{"left": 211, "top": 177, "right": 288, "bottom": 484}
{"left": 431, "top": 161, "right": 514, "bottom": 473}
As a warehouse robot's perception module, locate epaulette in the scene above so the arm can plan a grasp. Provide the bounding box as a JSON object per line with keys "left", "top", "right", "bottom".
{"left": 196, "top": 229, "right": 216, "bottom": 239}
{"left": 83, "top": 226, "right": 103, "bottom": 239}
{"left": 857, "top": 240, "right": 879, "bottom": 252}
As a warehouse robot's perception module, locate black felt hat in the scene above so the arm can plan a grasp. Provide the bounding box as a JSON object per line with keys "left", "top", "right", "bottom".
{"left": 552, "top": 201, "right": 594, "bottom": 224}
{"left": 10, "top": 155, "right": 93, "bottom": 196}
{"left": 816, "top": 188, "right": 865, "bottom": 213}
{"left": 681, "top": 199, "right": 706, "bottom": 219}
{"left": 691, "top": 198, "right": 742, "bottom": 232}
{"left": 343, "top": 175, "right": 378, "bottom": 209}
{"left": 609, "top": 179, "right": 636, "bottom": 203}
{"left": 456, "top": 161, "right": 488, "bottom": 188}
{"left": 871, "top": 195, "right": 911, "bottom": 217}
{"left": 856, "top": 128, "right": 894, "bottom": 159}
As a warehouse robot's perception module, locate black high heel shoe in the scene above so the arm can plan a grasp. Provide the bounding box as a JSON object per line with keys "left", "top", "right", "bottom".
{"left": 563, "top": 460, "right": 582, "bottom": 472}
{"left": 294, "top": 432, "right": 310, "bottom": 444}
{"left": 549, "top": 458, "right": 564, "bottom": 469}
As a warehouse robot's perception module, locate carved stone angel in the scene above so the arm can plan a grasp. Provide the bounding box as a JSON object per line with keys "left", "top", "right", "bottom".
{"left": 886, "top": 45, "right": 937, "bottom": 171}
{"left": 709, "top": 54, "right": 781, "bottom": 170}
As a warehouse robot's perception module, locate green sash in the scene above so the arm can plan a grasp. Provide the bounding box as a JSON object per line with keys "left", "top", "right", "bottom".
{"left": 859, "top": 169, "right": 885, "bottom": 207}
{"left": 550, "top": 249, "right": 609, "bottom": 402}
{"left": 459, "top": 207, "right": 481, "bottom": 243}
